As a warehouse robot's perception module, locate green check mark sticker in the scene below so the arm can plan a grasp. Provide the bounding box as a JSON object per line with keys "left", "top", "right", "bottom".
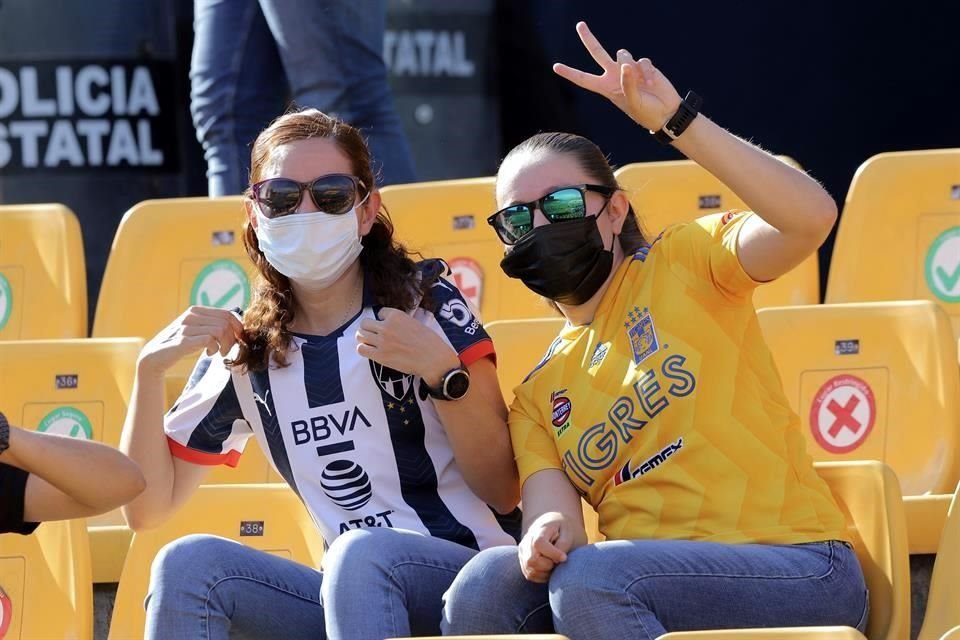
{"left": 191, "top": 260, "right": 251, "bottom": 310}
{"left": 37, "top": 406, "right": 93, "bottom": 440}
{"left": 925, "top": 227, "right": 960, "bottom": 303}
{"left": 0, "top": 273, "right": 11, "bottom": 331}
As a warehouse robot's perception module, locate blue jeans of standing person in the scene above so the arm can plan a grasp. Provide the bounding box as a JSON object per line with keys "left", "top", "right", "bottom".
{"left": 144, "top": 528, "right": 476, "bottom": 639}
{"left": 190, "top": 0, "right": 417, "bottom": 196}
{"left": 442, "top": 539, "right": 870, "bottom": 639}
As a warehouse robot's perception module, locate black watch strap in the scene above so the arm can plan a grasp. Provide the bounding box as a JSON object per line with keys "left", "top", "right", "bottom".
{"left": 0, "top": 411, "right": 9, "bottom": 456}
{"left": 425, "top": 365, "right": 470, "bottom": 401}
{"left": 652, "top": 90, "right": 702, "bottom": 144}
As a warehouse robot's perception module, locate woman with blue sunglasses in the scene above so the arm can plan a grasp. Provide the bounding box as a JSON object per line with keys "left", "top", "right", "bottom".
{"left": 443, "top": 22, "right": 868, "bottom": 639}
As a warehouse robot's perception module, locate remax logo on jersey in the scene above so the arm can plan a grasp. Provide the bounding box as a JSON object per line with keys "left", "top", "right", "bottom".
{"left": 614, "top": 438, "right": 684, "bottom": 486}
{"left": 625, "top": 306, "right": 659, "bottom": 365}
{"left": 550, "top": 389, "right": 572, "bottom": 437}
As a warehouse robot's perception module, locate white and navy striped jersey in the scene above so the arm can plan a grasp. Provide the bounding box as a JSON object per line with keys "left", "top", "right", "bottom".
{"left": 164, "top": 271, "right": 520, "bottom": 550}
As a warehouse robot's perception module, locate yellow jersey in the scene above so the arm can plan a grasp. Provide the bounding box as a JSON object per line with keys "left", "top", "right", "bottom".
{"left": 510, "top": 212, "right": 849, "bottom": 545}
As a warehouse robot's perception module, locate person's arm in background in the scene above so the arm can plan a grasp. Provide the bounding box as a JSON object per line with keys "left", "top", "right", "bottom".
{"left": 0, "top": 420, "right": 145, "bottom": 522}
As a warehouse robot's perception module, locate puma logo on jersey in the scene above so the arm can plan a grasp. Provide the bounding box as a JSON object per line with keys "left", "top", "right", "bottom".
{"left": 589, "top": 342, "right": 610, "bottom": 369}
{"left": 614, "top": 438, "right": 684, "bottom": 486}
{"left": 253, "top": 390, "right": 272, "bottom": 416}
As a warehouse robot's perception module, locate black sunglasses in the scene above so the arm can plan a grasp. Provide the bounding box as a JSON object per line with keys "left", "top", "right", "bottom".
{"left": 251, "top": 173, "right": 368, "bottom": 219}
{"left": 487, "top": 184, "right": 616, "bottom": 245}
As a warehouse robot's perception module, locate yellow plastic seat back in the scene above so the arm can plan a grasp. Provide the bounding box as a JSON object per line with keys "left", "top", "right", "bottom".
{"left": 381, "top": 179, "right": 551, "bottom": 323}
{"left": 0, "top": 204, "right": 87, "bottom": 339}
{"left": 816, "top": 461, "right": 910, "bottom": 640}
{"left": 485, "top": 318, "right": 603, "bottom": 541}
{"left": 92, "top": 197, "right": 278, "bottom": 486}
{"left": 485, "top": 318, "right": 566, "bottom": 402}
{"left": 0, "top": 337, "right": 143, "bottom": 582}
{"left": 108, "top": 484, "right": 324, "bottom": 640}
{"left": 918, "top": 479, "right": 960, "bottom": 640}
{"left": 826, "top": 149, "right": 960, "bottom": 341}
{"left": 615, "top": 158, "right": 819, "bottom": 309}
{"left": 0, "top": 338, "right": 141, "bottom": 445}
{"left": 0, "top": 518, "right": 92, "bottom": 640}
{"left": 757, "top": 301, "right": 960, "bottom": 495}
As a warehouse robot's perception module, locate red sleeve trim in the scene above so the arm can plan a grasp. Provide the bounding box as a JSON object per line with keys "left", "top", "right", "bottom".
{"left": 167, "top": 437, "right": 241, "bottom": 468}
{"left": 459, "top": 338, "right": 496, "bottom": 368}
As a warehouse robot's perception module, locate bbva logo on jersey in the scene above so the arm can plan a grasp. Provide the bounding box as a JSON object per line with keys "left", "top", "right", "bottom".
{"left": 370, "top": 360, "right": 414, "bottom": 401}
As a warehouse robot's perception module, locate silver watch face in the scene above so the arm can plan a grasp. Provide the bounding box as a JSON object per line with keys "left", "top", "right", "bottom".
{"left": 444, "top": 369, "right": 470, "bottom": 400}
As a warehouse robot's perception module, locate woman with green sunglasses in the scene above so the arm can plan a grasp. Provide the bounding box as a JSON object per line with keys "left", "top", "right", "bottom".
{"left": 444, "top": 21, "right": 867, "bottom": 639}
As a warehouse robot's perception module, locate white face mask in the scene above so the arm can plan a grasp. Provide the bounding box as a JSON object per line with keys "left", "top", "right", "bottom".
{"left": 255, "top": 207, "right": 363, "bottom": 288}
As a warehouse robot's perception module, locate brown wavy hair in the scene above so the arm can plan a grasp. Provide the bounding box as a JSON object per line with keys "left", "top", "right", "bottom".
{"left": 230, "top": 108, "right": 430, "bottom": 372}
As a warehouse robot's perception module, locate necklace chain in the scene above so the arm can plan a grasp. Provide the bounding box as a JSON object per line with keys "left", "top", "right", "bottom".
{"left": 335, "top": 278, "right": 363, "bottom": 329}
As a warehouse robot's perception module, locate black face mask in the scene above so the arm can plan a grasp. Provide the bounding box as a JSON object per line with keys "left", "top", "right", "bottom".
{"left": 500, "top": 216, "right": 613, "bottom": 306}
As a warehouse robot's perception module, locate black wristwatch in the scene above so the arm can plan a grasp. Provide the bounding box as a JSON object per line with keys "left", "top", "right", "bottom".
{"left": 652, "top": 90, "right": 702, "bottom": 144}
{"left": 0, "top": 411, "right": 9, "bottom": 456}
{"left": 425, "top": 365, "right": 471, "bottom": 401}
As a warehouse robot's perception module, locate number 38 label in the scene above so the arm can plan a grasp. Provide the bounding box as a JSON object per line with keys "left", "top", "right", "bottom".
{"left": 239, "top": 520, "right": 265, "bottom": 537}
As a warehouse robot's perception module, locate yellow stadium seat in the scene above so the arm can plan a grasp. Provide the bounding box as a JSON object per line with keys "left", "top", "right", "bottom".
{"left": 757, "top": 301, "right": 960, "bottom": 496}
{"left": 92, "top": 197, "right": 279, "bottom": 487}
{"left": 486, "top": 318, "right": 601, "bottom": 542}
{"left": 918, "top": 480, "right": 960, "bottom": 640}
{"left": 0, "top": 337, "right": 142, "bottom": 582}
{"left": 0, "top": 518, "right": 92, "bottom": 640}
{"left": 615, "top": 158, "right": 820, "bottom": 309}
{"left": 817, "top": 462, "right": 909, "bottom": 640}
{"left": 381, "top": 178, "right": 553, "bottom": 323}
{"left": 903, "top": 493, "right": 952, "bottom": 554}
{"left": 942, "top": 627, "right": 960, "bottom": 640}
{"left": 0, "top": 203, "right": 87, "bottom": 339}
{"left": 485, "top": 317, "right": 565, "bottom": 402}
{"left": 826, "top": 149, "right": 960, "bottom": 342}
{"left": 108, "top": 484, "right": 323, "bottom": 640}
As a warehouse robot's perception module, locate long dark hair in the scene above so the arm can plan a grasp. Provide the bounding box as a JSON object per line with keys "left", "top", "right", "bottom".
{"left": 231, "top": 108, "right": 431, "bottom": 372}
{"left": 498, "top": 132, "right": 647, "bottom": 253}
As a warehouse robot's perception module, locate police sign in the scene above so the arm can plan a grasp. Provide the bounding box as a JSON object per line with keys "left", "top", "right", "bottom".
{"left": 0, "top": 60, "right": 178, "bottom": 172}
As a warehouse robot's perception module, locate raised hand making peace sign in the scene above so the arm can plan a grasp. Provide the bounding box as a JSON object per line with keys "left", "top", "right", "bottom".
{"left": 553, "top": 22, "right": 683, "bottom": 133}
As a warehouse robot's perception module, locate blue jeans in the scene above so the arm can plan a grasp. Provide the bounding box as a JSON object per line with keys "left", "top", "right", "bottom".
{"left": 145, "top": 528, "right": 476, "bottom": 639}
{"left": 443, "top": 539, "right": 869, "bottom": 639}
{"left": 190, "top": 0, "right": 416, "bottom": 196}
